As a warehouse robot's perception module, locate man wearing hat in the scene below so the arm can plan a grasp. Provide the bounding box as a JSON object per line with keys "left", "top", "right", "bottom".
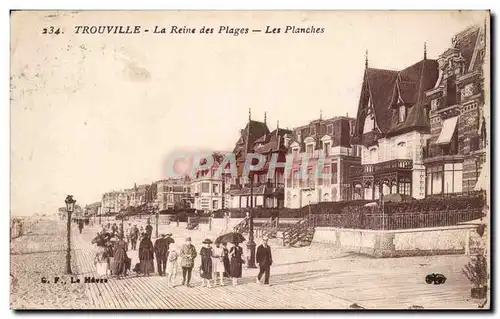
{"left": 129, "top": 224, "right": 139, "bottom": 250}
{"left": 180, "top": 237, "right": 197, "bottom": 287}
{"left": 256, "top": 236, "right": 273, "bottom": 285}
{"left": 145, "top": 219, "right": 153, "bottom": 239}
{"left": 154, "top": 233, "right": 174, "bottom": 276}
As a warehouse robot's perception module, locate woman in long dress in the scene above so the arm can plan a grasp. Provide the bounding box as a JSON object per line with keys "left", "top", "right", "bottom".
{"left": 222, "top": 242, "right": 231, "bottom": 278}
{"left": 165, "top": 245, "right": 179, "bottom": 287}
{"left": 139, "top": 233, "right": 154, "bottom": 276}
{"left": 229, "top": 241, "right": 244, "bottom": 286}
{"left": 199, "top": 239, "right": 213, "bottom": 288}
{"left": 212, "top": 242, "right": 225, "bottom": 286}
{"left": 113, "top": 234, "right": 128, "bottom": 279}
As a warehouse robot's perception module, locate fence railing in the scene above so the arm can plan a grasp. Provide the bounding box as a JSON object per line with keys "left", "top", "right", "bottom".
{"left": 233, "top": 217, "right": 249, "bottom": 234}
{"left": 309, "top": 209, "right": 484, "bottom": 230}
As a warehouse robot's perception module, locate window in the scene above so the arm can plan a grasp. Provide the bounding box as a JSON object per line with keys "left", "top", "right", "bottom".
{"left": 213, "top": 183, "right": 220, "bottom": 194}
{"left": 363, "top": 113, "right": 375, "bottom": 134}
{"left": 426, "top": 166, "right": 444, "bottom": 195}
{"left": 444, "top": 163, "right": 463, "bottom": 194}
{"left": 327, "top": 124, "right": 333, "bottom": 134}
{"left": 397, "top": 142, "right": 406, "bottom": 159}
{"left": 292, "top": 169, "right": 300, "bottom": 188}
{"left": 292, "top": 148, "right": 299, "bottom": 159}
{"left": 212, "top": 200, "right": 218, "bottom": 210}
{"left": 374, "top": 183, "right": 380, "bottom": 200}
{"left": 201, "top": 182, "right": 210, "bottom": 193}
{"left": 331, "top": 163, "right": 338, "bottom": 184}
{"left": 398, "top": 105, "right": 406, "bottom": 123}
{"left": 167, "top": 194, "right": 174, "bottom": 203}
{"left": 446, "top": 75, "right": 457, "bottom": 106}
{"left": 369, "top": 147, "right": 379, "bottom": 163}
{"left": 310, "top": 126, "right": 316, "bottom": 135}
{"left": 306, "top": 144, "right": 314, "bottom": 157}
{"left": 307, "top": 167, "right": 314, "bottom": 188}
{"left": 322, "top": 166, "right": 331, "bottom": 186}
{"left": 398, "top": 178, "right": 411, "bottom": 196}
{"left": 431, "top": 99, "right": 438, "bottom": 111}
{"left": 324, "top": 142, "right": 330, "bottom": 156}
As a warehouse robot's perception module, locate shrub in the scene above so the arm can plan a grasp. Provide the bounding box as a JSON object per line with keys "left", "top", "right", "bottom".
{"left": 462, "top": 253, "right": 488, "bottom": 288}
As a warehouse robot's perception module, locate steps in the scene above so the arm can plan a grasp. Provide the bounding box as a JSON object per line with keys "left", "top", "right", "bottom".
{"left": 282, "top": 216, "right": 315, "bottom": 247}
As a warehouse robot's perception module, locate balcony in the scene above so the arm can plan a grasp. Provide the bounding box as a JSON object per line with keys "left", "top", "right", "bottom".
{"left": 351, "top": 159, "right": 413, "bottom": 178}
{"left": 374, "top": 159, "right": 413, "bottom": 174}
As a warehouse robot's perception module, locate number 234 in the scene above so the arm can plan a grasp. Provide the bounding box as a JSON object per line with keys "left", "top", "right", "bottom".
{"left": 42, "top": 27, "right": 61, "bottom": 35}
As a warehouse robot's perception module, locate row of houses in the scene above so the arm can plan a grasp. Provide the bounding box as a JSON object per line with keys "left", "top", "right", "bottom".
{"left": 92, "top": 24, "right": 488, "bottom": 214}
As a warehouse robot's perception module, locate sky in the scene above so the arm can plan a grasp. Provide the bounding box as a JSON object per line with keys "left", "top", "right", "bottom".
{"left": 10, "top": 11, "right": 488, "bottom": 216}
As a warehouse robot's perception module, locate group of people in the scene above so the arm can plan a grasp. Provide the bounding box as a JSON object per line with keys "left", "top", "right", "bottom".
{"left": 92, "top": 219, "right": 274, "bottom": 287}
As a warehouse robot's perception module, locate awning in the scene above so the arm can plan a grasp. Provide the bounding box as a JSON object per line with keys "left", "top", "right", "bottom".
{"left": 436, "top": 116, "right": 459, "bottom": 145}
{"left": 474, "top": 163, "right": 488, "bottom": 191}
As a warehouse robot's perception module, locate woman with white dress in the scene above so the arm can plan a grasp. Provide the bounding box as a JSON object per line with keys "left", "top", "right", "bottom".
{"left": 212, "top": 242, "right": 225, "bottom": 286}
{"left": 94, "top": 245, "right": 109, "bottom": 277}
{"left": 165, "top": 245, "right": 179, "bottom": 287}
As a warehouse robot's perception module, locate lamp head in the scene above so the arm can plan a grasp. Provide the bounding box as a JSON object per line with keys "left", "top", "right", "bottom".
{"left": 65, "top": 195, "right": 76, "bottom": 213}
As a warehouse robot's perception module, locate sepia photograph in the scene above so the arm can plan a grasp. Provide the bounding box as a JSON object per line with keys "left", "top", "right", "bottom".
{"left": 9, "top": 10, "right": 490, "bottom": 310}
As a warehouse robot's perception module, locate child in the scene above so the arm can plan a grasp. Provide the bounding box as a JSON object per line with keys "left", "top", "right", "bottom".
{"left": 165, "top": 245, "right": 179, "bottom": 287}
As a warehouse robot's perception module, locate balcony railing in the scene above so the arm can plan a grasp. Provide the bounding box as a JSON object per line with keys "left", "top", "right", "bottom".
{"left": 350, "top": 159, "right": 413, "bottom": 178}
{"left": 374, "top": 159, "right": 413, "bottom": 173}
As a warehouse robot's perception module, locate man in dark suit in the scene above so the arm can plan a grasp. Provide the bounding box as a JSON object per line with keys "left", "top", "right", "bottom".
{"left": 154, "top": 234, "right": 168, "bottom": 276}
{"left": 256, "top": 236, "right": 272, "bottom": 285}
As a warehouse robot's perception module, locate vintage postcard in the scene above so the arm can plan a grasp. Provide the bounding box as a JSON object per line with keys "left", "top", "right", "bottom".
{"left": 10, "top": 10, "right": 490, "bottom": 310}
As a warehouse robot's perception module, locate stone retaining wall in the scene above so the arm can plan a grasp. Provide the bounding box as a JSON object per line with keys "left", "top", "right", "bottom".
{"left": 313, "top": 225, "right": 480, "bottom": 258}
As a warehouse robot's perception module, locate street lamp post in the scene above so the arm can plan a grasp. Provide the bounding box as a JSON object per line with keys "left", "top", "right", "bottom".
{"left": 247, "top": 173, "right": 257, "bottom": 268}
{"left": 155, "top": 202, "right": 159, "bottom": 239}
{"left": 65, "top": 195, "right": 76, "bottom": 275}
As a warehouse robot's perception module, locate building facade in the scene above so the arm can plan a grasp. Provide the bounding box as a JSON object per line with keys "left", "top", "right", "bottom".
{"left": 101, "top": 190, "right": 129, "bottom": 214}
{"left": 285, "top": 116, "right": 360, "bottom": 208}
{"left": 423, "top": 25, "right": 487, "bottom": 196}
{"left": 350, "top": 48, "right": 439, "bottom": 200}
{"left": 156, "top": 177, "right": 192, "bottom": 211}
{"left": 227, "top": 112, "right": 292, "bottom": 209}
{"left": 191, "top": 152, "right": 227, "bottom": 212}
{"left": 127, "top": 183, "right": 148, "bottom": 208}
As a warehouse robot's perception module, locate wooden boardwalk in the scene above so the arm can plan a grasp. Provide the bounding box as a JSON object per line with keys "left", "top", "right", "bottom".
{"left": 73, "top": 225, "right": 482, "bottom": 310}
{"left": 73, "top": 229, "right": 348, "bottom": 309}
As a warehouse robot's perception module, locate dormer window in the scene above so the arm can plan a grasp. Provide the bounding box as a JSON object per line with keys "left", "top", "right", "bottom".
{"left": 363, "top": 112, "right": 375, "bottom": 134}
{"left": 398, "top": 105, "right": 406, "bottom": 123}
{"left": 292, "top": 148, "right": 299, "bottom": 158}
{"left": 306, "top": 144, "right": 314, "bottom": 157}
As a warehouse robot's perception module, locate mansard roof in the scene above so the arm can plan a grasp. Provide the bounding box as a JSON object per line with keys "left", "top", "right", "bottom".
{"left": 288, "top": 116, "right": 354, "bottom": 152}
